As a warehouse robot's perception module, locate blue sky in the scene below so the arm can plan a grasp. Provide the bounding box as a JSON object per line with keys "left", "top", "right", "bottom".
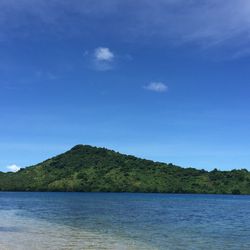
{"left": 1, "top": 0, "right": 250, "bottom": 172}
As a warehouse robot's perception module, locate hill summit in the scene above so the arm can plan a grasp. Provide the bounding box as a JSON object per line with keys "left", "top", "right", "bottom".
{"left": 0, "top": 145, "right": 249, "bottom": 194}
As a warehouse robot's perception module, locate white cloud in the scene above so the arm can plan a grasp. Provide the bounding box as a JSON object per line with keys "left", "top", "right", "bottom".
{"left": 90, "top": 47, "right": 115, "bottom": 71}
{"left": 6, "top": 164, "right": 20, "bottom": 172}
{"left": 94, "top": 47, "right": 114, "bottom": 61}
{"left": 145, "top": 82, "right": 168, "bottom": 92}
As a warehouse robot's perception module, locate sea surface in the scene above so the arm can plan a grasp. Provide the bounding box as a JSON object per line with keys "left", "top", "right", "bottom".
{"left": 0, "top": 192, "right": 249, "bottom": 250}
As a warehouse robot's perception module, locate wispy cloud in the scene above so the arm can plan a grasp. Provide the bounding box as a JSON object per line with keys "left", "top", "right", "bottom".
{"left": 144, "top": 82, "right": 168, "bottom": 93}
{"left": 6, "top": 164, "right": 20, "bottom": 172}
{"left": 1, "top": 1, "right": 250, "bottom": 57}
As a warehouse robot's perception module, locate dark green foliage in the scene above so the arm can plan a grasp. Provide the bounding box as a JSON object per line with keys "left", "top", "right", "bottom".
{"left": 0, "top": 145, "right": 249, "bottom": 194}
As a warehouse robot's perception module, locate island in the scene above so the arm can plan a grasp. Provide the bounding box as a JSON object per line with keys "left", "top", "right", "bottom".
{"left": 0, "top": 145, "right": 249, "bottom": 194}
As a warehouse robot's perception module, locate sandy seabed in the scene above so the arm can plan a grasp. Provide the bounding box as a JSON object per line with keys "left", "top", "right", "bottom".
{"left": 0, "top": 210, "right": 153, "bottom": 250}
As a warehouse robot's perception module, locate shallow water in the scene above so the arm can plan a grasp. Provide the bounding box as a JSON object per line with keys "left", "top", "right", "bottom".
{"left": 0, "top": 192, "right": 250, "bottom": 249}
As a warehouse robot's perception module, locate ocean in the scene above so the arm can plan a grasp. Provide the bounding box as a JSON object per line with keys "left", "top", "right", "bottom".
{"left": 0, "top": 192, "right": 249, "bottom": 249}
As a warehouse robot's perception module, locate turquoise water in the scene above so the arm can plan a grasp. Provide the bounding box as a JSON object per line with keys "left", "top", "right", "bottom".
{"left": 0, "top": 193, "right": 250, "bottom": 249}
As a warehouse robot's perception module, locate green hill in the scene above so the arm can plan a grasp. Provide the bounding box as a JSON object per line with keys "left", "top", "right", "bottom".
{"left": 0, "top": 145, "right": 249, "bottom": 194}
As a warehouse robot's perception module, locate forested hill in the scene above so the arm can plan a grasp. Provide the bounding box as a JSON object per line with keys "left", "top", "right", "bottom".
{"left": 0, "top": 145, "right": 249, "bottom": 194}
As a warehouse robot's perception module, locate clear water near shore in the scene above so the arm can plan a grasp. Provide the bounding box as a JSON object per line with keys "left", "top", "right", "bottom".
{"left": 0, "top": 192, "right": 250, "bottom": 249}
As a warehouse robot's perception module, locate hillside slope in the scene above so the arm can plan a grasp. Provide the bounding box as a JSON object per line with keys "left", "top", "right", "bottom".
{"left": 0, "top": 145, "right": 249, "bottom": 194}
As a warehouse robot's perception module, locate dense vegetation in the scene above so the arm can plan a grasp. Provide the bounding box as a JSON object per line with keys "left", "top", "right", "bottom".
{"left": 0, "top": 145, "right": 249, "bottom": 194}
